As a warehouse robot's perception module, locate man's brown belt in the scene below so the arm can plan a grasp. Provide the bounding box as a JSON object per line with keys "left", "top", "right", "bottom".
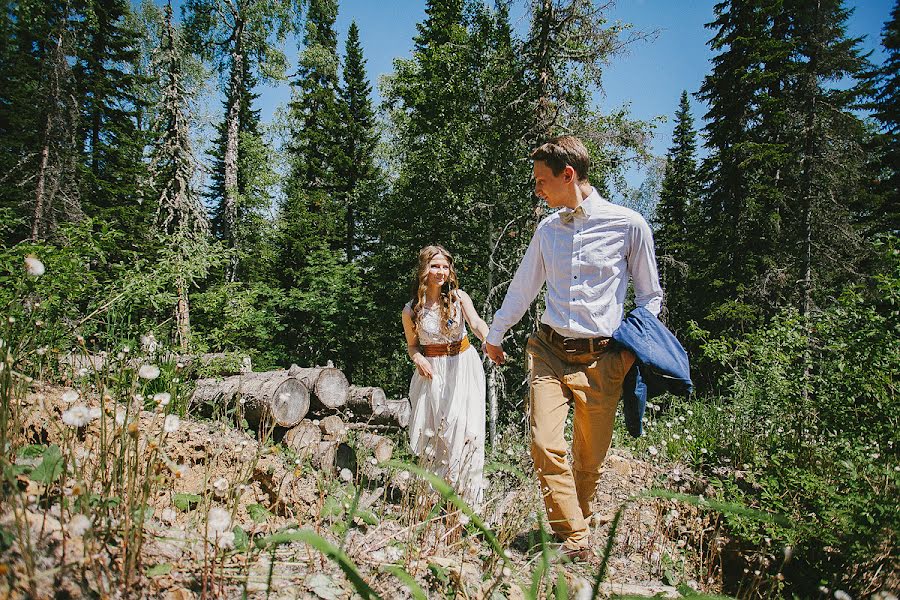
{"left": 421, "top": 336, "right": 471, "bottom": 357}
{"left": 539, "top": 323, "right": 612, "bottom": 354}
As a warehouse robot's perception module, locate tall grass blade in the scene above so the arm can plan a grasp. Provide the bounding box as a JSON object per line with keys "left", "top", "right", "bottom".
{"left": 383, "top": 459, "right": 511, "bottom": 566}
{"left": 255, "top": 529, "right": 381, "bottom": 600}
{"left": 383, "top": 565, "right": 428, "bottom": 600}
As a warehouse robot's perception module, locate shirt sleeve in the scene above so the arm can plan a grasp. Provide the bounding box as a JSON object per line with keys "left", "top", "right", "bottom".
{"left": 486, "top": 225, "right": 547, "bottom": 345}
{"left": 627, "top": 215, "right": 664, "bottom": 316}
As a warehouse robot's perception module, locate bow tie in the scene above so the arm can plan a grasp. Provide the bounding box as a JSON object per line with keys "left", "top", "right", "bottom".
{"left": 559, "top": 205, "right": 585, "bottom": 224}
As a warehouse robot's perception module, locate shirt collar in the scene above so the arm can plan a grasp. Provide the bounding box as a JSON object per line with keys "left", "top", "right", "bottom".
{"left": 560, "top": 187, "right": 602, "bottom": 219}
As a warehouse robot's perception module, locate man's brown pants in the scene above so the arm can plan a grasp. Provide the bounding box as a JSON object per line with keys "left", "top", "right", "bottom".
{"left": 527, "top": 328, "right": 635, "bottom": 549}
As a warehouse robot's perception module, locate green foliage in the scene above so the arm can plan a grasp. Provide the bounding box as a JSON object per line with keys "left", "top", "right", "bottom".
{"left": 630, "top": 238, "right": 899, "bottom": 595}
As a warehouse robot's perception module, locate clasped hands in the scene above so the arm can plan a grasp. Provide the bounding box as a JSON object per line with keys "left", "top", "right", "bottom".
{"left": 482, "top": 341, "right": 507, "bottom": 365}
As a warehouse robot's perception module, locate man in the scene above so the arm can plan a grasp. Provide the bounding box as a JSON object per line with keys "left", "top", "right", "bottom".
{"left": 483, "top": 135, "right": 663, "bottom": 558}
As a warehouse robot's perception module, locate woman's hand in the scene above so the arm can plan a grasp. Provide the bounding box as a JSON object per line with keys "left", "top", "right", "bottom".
{"left": 413, "top": 354, "right": 434, "bottom": 379}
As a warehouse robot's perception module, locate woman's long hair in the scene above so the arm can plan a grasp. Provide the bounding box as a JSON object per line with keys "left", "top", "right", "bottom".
{"left": 409, "top": 245, "right": 460, "bottom": 336}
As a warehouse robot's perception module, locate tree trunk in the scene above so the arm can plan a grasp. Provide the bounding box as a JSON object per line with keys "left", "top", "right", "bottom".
{"left": 192, "top": 372, "right": 309, "bottom": 428}
{"left": 345, "top": 386, "right": 410, "bottom": 427}
{"left": 175, "top": 275, "right": 190, "bottom": 352}
{"left": 223, "top": 25, "right": 244, "bottom": 282}
{"left": 288, "top": 365, "right": 350, "bottom": 410}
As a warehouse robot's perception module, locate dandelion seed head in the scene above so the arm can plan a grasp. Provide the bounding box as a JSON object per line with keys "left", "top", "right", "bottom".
{"left": 834, "top": 591, "right": 851, "bottom": 600}
{"left": 648, "top": 446, "right": 658, "bottom": 456}
{"left": 154, "top": 392, "right": 171, "bottom": 407}
{"left": 36, "top": 346, "right": 48, "bottom": 356}
{"left": 216, "top": 530, "right": 235, "bottom": 549}
{"left": 62, "top": 405, "right": 91, "bottom": 427}
{"left": 24, "top": 255, "right": 45, "bottom": 277}
{"left": 62, "top": 390, "right": 79, "bottom": 404}
{"left": 339, "top": 468, "right": 353, "bottom": 482}
{"left": 212, "top": 477, "right": 228, "bottom": 497}
{"left": 163, "top": 415, "right": 180, "bottom": 433}
{"left": 458, "top": 514, "right": 470, "bottom": 526}
{"left": 398, "top": 470, "right": 410, "bottom": 481}
{"left": 67, "top": 514, "right": 90, "bottom": 537}
{"left": 502, "top": 566, "right": 511, "bottom": 577}
{"left": 138, "top": 364, "right": 160, "bottom": 380}
{"left": 161, "top": 508, "right": 176, "bottom": 524}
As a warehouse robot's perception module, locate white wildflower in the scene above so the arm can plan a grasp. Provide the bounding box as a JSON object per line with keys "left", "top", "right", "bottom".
{"left": 212, "top": 477, "right": 229, "bottom": 498}
{"left": 24, "top": 255, "right": 45, "bottom": 277}
{"left": 216, "top": 530, "right": 235, "bottom": 550}
{"left": 172, "top": 463, "right": 189, "bottom": 479}
{"left": 647, "top": 446, "right": 658, "bottom": 456}
{"left": 834, "top": 592, "right": 851, "bottom": 600}
{"left": 206, "top": 507, "right": 231, "bottom": 544}
{"left": 369, "top": 457, "right": 378, "bottom": 466}
{"left": 138, "top": 364, "right": 160, "bottom": 380}
{"left": 672, "top": 433, "right": 681, "bottom": 440}
{"left": 153, "top": 392, "right": 171, "bottom": 407}
{"left": 61, "top": 389, "right": 79, "bottom": 403}
{"left": 163, "top": 414, "right": 180, "bottom": 433}
{"left": 62, "top": 405, "right": 91, "bottom": 427}
{"left": 68, "top": 513, "right": 91, "bottom": 537}
{"left": 36, "top": 346, "right": 48, "bottom": 356}
{"left": 339, "top": 468, "right": 353, "bottom": 482}
{"left": 700, "top": 448, "right": 708, "bottom": 454}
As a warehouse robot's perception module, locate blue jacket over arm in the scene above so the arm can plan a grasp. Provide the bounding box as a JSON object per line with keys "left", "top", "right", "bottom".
{"left": 612, "top": 307, "right": 693, "bottom": 437}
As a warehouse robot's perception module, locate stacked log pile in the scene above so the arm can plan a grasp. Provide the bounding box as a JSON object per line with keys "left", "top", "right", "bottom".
{"left": 191, "top": 364, "right": 409, "bottom": 476}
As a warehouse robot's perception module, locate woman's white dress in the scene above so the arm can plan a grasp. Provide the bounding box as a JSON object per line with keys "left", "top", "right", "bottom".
{"left": 407, "top": 299, "right": 486, "bottom": 506}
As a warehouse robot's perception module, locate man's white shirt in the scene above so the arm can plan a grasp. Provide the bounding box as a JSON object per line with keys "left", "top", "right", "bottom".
{"left": 486, "top": 188, "right": 663, "bottom": 345}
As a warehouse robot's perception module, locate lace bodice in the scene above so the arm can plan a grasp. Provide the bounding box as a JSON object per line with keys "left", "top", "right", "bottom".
{"left": 409, "top": 299, "right": 467, "bottom": 345}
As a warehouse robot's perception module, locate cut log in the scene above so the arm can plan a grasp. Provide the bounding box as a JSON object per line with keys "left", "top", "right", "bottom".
{"left": 192, "top": 373, "right": 309, "bottom": 428}
{"left": 283, "top": 419, "right": 321, "bottom": 454}
{"left": 288, "top": 365, "right": 349, "bottom": 410}
{"left": 309, "top": 440, "right": 356, "bottom": 474}
{"left": 355, "top": 432, "right": 394, "bottom": 463}
{"left": 318, "top": 415, "right": 346, "bottom": 440}
{"left": 345, "top": 386, "right": 411, "bottom": 428}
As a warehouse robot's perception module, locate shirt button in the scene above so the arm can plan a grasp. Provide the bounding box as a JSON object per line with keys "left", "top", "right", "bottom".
{"left": 574, "top": 275, "right": 578, "bottom": 279}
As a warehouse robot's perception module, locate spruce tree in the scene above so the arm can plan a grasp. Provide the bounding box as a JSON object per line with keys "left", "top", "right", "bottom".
{"left": 182, "top": 0, "right": 293, "bottom": 281}
{"left": 338, "top": 20, "right": 379, "bottom": 263}
{"left": 146, "top": 1, "right": 212, "bottom": 350}
{"left": 869, "top": 1, "right": 900, "bottom": 232}
{"left": 74, "top": 0, "right": 149, "bottom": 235}
{"left": 696, "top": 0, "right": 871, "bottom": 331}
{"left": 656, "top": 91, "right": 699, "bottom": 332}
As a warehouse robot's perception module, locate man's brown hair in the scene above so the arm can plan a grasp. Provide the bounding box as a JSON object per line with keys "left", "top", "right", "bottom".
{"left": 530, "top": 136, "right": 590, "bottom": 181}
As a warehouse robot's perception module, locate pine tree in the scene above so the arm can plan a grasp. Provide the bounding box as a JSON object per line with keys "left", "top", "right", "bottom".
{"left": 182, "top": 0, "right": 293, "bottom": 281}
{"left": 74, "top": 0, "right": 149, "bottom": 233}
{"left": 656, "top": 91, "right": 699, "bottom": 332}
{"left": 0, "top": 0, "right": 82, "bottom": 243}
{"left": 338, "top": 20, "right": 380, "bottom": 263}
{"left": 869, "top": 1, "right": 900, "bottom": 232}
{"left": 696, "top": 0, "right": 871, "bottom": 335}
{"left": 146, "top": 1, "right": 212, "bottom": 350}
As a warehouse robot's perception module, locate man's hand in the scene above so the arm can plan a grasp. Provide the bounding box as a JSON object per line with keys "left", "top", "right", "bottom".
{"left": 483, "top": 341, "right": 507, "bottom": 365}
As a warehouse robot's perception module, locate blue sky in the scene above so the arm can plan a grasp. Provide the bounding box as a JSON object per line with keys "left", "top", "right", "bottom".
{"left": 213, "top": 0, "right": 894, "bottom": 187}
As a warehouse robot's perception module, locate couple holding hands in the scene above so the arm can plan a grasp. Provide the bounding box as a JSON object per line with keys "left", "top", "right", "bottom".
{"left": 401, "top": 135, "right": 664, "bottom": 559}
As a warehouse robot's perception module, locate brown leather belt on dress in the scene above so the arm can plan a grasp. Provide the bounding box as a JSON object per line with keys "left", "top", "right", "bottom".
{"left": 539, "top": 323, "right": 612, "bottom": 354}
{"left": 421, "top": 336, "right": 471, "bottom": 357}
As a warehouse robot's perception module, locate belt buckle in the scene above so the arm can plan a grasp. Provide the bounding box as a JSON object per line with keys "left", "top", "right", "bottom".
{"left": 562, "top": 337, "right": 579, "bottom": 353}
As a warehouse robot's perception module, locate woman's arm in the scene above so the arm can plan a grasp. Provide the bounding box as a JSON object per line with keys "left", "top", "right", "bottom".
{"left": 402, "top": 306, "right": 433, "bottom": 379}
{"left": 457, "top": 290, "right": 489, "bottom": 342}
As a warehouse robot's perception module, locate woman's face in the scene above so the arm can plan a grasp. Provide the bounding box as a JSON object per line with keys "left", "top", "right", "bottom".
{"left": 426, "top": 253, "right": 451, "bottom": 288}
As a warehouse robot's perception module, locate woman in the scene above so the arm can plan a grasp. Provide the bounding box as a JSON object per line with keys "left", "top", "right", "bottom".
{"left": 401, "top": 245, "right": 488, "bottom": 506}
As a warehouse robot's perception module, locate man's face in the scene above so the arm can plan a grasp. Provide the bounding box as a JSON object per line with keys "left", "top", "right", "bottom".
{"left": 532, "top": 160, "right": 571, "bottom": 208}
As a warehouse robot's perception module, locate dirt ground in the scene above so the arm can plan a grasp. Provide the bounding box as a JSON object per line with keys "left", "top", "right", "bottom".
{"left": 0, "top": 382, "right": 722, "bottom": 599}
